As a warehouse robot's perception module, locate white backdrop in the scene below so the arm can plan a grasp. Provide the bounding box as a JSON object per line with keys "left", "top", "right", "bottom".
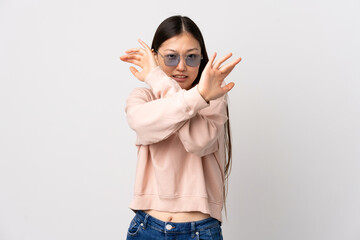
{"left": 1, "top": 0, "right": 359, "bottom": 239}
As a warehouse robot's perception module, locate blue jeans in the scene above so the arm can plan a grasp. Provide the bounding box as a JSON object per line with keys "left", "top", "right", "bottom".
{"left": 126, "top": 210, "right": 223, "bottom": 240}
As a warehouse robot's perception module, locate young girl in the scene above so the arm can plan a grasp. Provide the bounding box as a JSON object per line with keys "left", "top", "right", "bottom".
{"left": 120, "top": 15, "right": 241, "bottom": 240}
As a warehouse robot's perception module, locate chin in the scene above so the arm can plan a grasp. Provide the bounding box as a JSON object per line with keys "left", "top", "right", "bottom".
{"left": 180, "top": 83, "right": 191, "bottom": 90}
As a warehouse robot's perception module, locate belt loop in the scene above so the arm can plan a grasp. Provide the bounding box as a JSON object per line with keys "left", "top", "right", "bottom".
{"left": 191, "top": 222, "right": 196, "bottom": 238}
{"left": 143, "top": 213, "right": 149, "bottom": 229}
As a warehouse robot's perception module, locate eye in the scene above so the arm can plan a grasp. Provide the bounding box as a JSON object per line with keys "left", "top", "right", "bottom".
{"left": 166, "top": 54, "right": 178, "bottom": 60}
{"left": 187, "top": 54, "right": 197, "bottom": 59}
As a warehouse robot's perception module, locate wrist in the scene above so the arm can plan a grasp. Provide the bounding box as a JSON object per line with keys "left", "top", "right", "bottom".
{"left": 197, "top": 85, "right": 210, "bottom": 103}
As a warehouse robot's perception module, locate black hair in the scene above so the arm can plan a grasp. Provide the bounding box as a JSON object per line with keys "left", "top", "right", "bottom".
{"left": 151, "top": 15, "right": 209, "bottom": 87}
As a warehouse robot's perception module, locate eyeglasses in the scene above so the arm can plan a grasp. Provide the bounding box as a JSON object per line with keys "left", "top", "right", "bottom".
{"left": 157, "top": 51, "right": 203, "bottom": 67}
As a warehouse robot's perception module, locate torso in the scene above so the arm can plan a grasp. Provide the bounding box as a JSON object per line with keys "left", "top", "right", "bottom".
{"left": 144, "top": 209, "right": 211, "bottom": 223}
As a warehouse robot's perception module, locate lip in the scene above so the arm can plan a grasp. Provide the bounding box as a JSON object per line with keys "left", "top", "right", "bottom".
{"left": 172, "top": 75, "right": 188, "bottom": 82}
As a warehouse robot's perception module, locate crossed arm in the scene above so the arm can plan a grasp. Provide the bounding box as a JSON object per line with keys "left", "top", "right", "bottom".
{"left": 121, "top": 39, "right": 240, "bottom": 156}
{"left": 125, "top": 67, "right": 228, "bottom": 156}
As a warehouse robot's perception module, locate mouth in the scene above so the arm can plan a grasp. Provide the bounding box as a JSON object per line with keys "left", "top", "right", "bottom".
{"left": 172, "top": 75, "right": 188, "bottom": 82}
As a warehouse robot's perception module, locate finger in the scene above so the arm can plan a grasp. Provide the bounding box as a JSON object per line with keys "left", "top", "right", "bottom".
{"left": 207, "top": 52, "right": 217, "bottom": 69}
{"left": 138, "top": 39, "right": 152, "bottom": 53}
{"left": 220, "top": 58, "right": 241, "bottom": 72}
{"left": 213, "top": 53, "right": 233, "bottom": 69}
{"left": 121, "top": 59, "right": 141, "bottom": 66}
{"left": 222, "top": 82, "right": 235, "bottom": 93}
{"left": 120, "top": 54, "right": 141, "bottom": 62}
{"left": 120, "top": 56, "right": 141, "bottom": 66}
{"left": 125, "top": 48, "right": 145, "bottom": 55}
{"left": 219, "top": 57, "right": 242, "bottom": 74}
{"left": 129, "top": 66, "right": 140, "bottom": 78}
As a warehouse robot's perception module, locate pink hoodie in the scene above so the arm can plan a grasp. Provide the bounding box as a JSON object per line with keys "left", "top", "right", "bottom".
{"left": 125, "top": 66, "right": 228, "bottom": 222}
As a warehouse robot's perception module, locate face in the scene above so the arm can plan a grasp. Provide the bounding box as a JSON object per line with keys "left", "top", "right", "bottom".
{"left": 155, "top": 32, "right": 201, "bottom": 90}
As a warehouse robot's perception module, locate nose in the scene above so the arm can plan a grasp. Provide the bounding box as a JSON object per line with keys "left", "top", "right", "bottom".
{"left": 176, "top": 56, "right": 187, "bottom": 71}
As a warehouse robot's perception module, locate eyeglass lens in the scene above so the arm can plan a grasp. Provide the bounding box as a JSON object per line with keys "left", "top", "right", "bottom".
{"left": 164, "top": 54, "right": 202, "bottom": 67}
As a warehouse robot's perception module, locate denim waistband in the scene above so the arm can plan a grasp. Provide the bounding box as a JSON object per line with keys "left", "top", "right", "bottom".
{"left": 134, "top": 210, "right": 221, "bottom": 234}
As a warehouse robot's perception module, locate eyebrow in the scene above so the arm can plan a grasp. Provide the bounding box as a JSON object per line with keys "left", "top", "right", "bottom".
{"left": 164, "top": 48, "right": 200, "bottom": 53}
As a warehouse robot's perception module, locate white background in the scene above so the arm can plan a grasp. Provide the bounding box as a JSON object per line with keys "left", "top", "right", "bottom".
{"left": 1, "top": 0, "right": 359, "bottom": 239}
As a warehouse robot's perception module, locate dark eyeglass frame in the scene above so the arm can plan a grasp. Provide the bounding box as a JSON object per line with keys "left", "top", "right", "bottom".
{"left": 156, "top": 51, "right": 203, "bottom": 67}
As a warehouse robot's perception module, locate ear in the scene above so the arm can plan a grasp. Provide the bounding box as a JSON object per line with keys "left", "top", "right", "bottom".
{"left": 153, "top": 51, "right": 160, "bottom": 66}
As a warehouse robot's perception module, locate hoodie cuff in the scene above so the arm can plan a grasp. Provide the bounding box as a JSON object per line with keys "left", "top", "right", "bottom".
{"left": 145, "top": 66, "right": 163, "bottom": 85}
{"left": 183, "top": 85, "right": 210, "bottom": 115}
{"left": 144, "top": 66, "right": 182, "bottom": 98}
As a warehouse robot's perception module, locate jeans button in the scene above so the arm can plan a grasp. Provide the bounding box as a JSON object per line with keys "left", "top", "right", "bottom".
{"left": 166, "top": 224, "right": 173, "bottom": 230}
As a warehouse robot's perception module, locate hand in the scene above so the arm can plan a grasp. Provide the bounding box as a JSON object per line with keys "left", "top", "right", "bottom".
{"left": 197, "top": 52, "right": 241, "bottom": 102}
{"left": 120, "top": 39, "right": 158, "bottom": 81}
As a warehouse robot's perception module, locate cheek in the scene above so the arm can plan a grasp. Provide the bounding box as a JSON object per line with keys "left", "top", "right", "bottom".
{"left": 190, "top": 67, "right": 200, "bottom": 81}
{"left": 159, "top": 64, "right": 174, "bottom": 78}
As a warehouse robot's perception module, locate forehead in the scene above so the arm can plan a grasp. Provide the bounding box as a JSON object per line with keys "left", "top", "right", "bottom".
{"left": 159, "top": 32, "right": 201, "bottom": 52}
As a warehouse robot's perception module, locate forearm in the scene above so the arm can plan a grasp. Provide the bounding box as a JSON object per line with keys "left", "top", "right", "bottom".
{"left": 125, "top": 86, "right": 209, "bottom": 145}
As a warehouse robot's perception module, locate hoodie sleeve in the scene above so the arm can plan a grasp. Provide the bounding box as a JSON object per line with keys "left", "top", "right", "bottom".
{"left": 125, "top": 67, "right": 228, "bottom": 156}
{"left": 177, "top": 94, "right": 228, "bottom": 156}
